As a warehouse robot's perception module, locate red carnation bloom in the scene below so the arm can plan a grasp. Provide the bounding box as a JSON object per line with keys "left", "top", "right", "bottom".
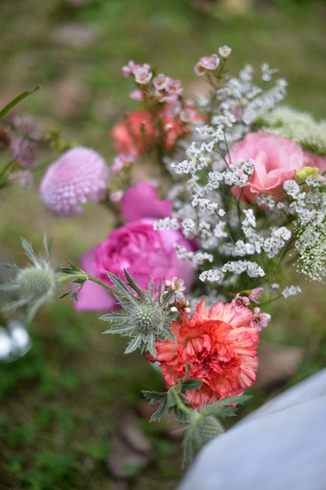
{"left": 149, "top": 299, "right": 259, "bottom": 408}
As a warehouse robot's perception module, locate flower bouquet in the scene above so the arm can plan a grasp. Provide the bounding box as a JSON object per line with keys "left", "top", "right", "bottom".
{"left": 1, "top": 45, "right": 326, "bottom": 463}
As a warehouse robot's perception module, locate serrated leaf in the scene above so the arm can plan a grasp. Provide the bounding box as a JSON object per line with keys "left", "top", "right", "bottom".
{"left": 100, "top": 313, "right": 130, "bottom": 322}
{"left": 102, "top": 325, "right": 134, "bottom": 335}
{"left": 125, "top": 335, "right": 142, "bottom": 353}
{"left": 106, "top": 272, "right": 138, "bottom": 305}
{"left": 150, "top": 398, "right": 167, "bottom": 422}
{"left": 182, "top": 379, "right": 203, "bottom": 391}
{"left": 161, "top": 326, "right": 176, "bottom": 342}
{"left": 123, "top": 269, "right": 146, "bottom": 300}
{"left": 147, "top": 334, "right": 157, "bottom": 357}
{"left": 161, "top": 289, "right": 175, "bottom": 307}
{"left": 142, "top": 390, "right": 167, "bottom": 404}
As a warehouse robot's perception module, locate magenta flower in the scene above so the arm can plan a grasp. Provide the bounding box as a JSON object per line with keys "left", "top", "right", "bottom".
{"left": 39, "top": 147, "right": 108, "bottom": 217}
{"left": 75, "top": 183, "right": 196, "bottom": 311}
{"left": 121, "top": 183, "right": 172, "bottom": 222}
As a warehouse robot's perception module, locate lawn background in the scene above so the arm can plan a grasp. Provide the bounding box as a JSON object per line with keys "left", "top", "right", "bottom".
{"left": 0, "top": 1, "right": 326, "bottom": 488}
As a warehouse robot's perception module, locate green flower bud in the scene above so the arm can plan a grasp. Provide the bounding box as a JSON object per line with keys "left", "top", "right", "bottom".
{"left": 295, "top": 166, "right": 319, "bottom": 184}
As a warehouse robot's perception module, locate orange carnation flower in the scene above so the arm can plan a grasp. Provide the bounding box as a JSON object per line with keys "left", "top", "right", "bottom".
{"left": 149, "top": 298, "right": 259, "bottom": 408}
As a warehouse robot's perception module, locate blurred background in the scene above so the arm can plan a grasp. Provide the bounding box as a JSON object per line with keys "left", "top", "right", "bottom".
{"left": 0, "top": 0, "right": 325, "bottom": 489}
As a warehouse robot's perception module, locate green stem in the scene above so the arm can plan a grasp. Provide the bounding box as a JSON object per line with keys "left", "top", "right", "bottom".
{"left": 172, "top": 388, "right": 193, "bottom": 417}
{"left": 58, "top": 272, "right": 123, "bottom": 297}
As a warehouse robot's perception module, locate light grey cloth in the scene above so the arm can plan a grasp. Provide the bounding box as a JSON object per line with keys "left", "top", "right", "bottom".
{"left": 177, "top": 369, "right": 326, "bottom": 490}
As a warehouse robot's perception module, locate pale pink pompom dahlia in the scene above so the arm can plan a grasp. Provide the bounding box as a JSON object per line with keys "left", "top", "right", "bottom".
{"left": 40, "top": 147, "right": 108, "bottom": 217}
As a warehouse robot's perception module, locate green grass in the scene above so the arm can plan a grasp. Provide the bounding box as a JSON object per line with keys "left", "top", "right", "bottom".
{"left": 0, "top": 0, "right": 326, "bottom": 488}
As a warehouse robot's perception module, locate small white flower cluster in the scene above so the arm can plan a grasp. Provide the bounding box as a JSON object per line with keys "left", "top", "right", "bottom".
{"left": 283, "top": 177, "right": 326, "bottom": 281}
{"left": 153, "top": 217, "right": 180, "bottom": 230}
{"left": 281, "top": 285, "right": 302, "bottom": 298}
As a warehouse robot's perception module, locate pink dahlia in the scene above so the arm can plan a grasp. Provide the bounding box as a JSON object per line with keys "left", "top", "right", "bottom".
{"left": 40, "top": 147, "right": 108, "bottom": 217}
{"left": 148, "top": 299, "right": 259, "bottom": 408}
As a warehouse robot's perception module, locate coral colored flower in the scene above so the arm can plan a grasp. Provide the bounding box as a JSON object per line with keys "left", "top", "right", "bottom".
{"left": 75, "top": 219, "right": 196, "bottom": 311}
{"left": 230, "top": 133, "right": 304, "bottom": 203}
{"left": 111, "top": 110, "right": 192, "bottom": 156}
{"left": 111, "top": 111, "right": 154, "bottom": 155}
{"left": 149, "top": 299, "right": 259, "bottom": 408}
{"left": 40, "top": 147, "right": 108, "bottom": 217}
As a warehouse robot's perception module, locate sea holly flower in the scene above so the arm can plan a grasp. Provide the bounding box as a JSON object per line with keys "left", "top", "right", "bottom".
{"left": 149, "top": 299, "right": 259, "bottom": 408}
{"left": 39, "top": 147, "right": 108, "bottom": 217}
{"left": 0, "top": 237, "right": 59, "bottom": 322}
{"left": 100, "top": 270, "right": 177, "bottom": 357}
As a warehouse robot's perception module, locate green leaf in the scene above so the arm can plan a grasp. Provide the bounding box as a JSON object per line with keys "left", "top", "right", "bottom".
{"left": 123, "top": 269, "right": 145, "bottom": 300}
{"left": 100, "top": 312, "right": 130, "bottom": 322}
{"left": 0, "top": 86, "right": 40, "bottom": 119}
{"left": 150, "top": 398, "right": 167, "bottom": 422}
{"left": 182, "top": 379, "right": 203, "bottom": 391}
{"left": 142, "top": 390, "right": 167, "bottom": 404}
{"left": 102, "top": 325, "right": 134, "bottom": 335}
{"left": 125, "top": 335, "right": 142, "bottom": 353}
{"left": 167, "top": 388, "right": 177, "bottom": 408}
{"left": 106, "top": 271, "right": 138, "bottom": 305}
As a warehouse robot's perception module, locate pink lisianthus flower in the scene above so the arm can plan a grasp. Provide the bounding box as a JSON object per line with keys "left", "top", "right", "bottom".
{"left": 230, "top": 133, "right": 305, "bottom": 204}
{"left": 75, "top": 183, "right": 196, "bottom": 311}
{"left": 303, "top": 150, "right": 326, "bottom": 175}
{"left": 148, "top": 299, "right": 259, "bottom": 408}
{"left": 39, "top": 147, "right": 108, "bottom": 217}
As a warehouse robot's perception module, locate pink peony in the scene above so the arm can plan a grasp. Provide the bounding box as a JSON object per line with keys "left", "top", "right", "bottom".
{"left": 75, "top": 182, "right": 195, "bottom": 311}
{"left": 148, "top": 298, "right": 259, "bottom": 408}
{"left": 40, "top": 147, "right": 108, "bottom": 217}
{"left": 230, "top": 133, "right": 304, "bottom": 203}
{"left": 75, "top": 218, "right": 196, "bottom": 311}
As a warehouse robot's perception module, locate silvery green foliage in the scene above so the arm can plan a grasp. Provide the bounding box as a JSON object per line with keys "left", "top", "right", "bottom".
{"left": 0, "top": 236, "right": 59, "bottom": 322}
{"left": 100, "top": 270, "right": 177, "bottom": 356}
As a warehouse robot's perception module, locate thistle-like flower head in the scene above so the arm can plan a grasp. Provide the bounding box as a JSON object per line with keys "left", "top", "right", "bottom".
{"left": 100, "top": 270, "right": 177, "bottom": 356}
{"left": 0, "top": 236, "right": 59, "bottom": 321}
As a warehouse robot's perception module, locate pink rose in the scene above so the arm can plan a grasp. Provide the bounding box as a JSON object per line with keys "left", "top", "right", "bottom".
{"left": 230, "top": 133, "right": 304, "bottom": 203}
{"left": 303, "top": 150, "right": 326, "bottom": 175}
{"left": 74, "top": 183, "right": 196, "bottom": 311}
{"left": 74, "top": 219, "right": 196, "bottom": 311}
